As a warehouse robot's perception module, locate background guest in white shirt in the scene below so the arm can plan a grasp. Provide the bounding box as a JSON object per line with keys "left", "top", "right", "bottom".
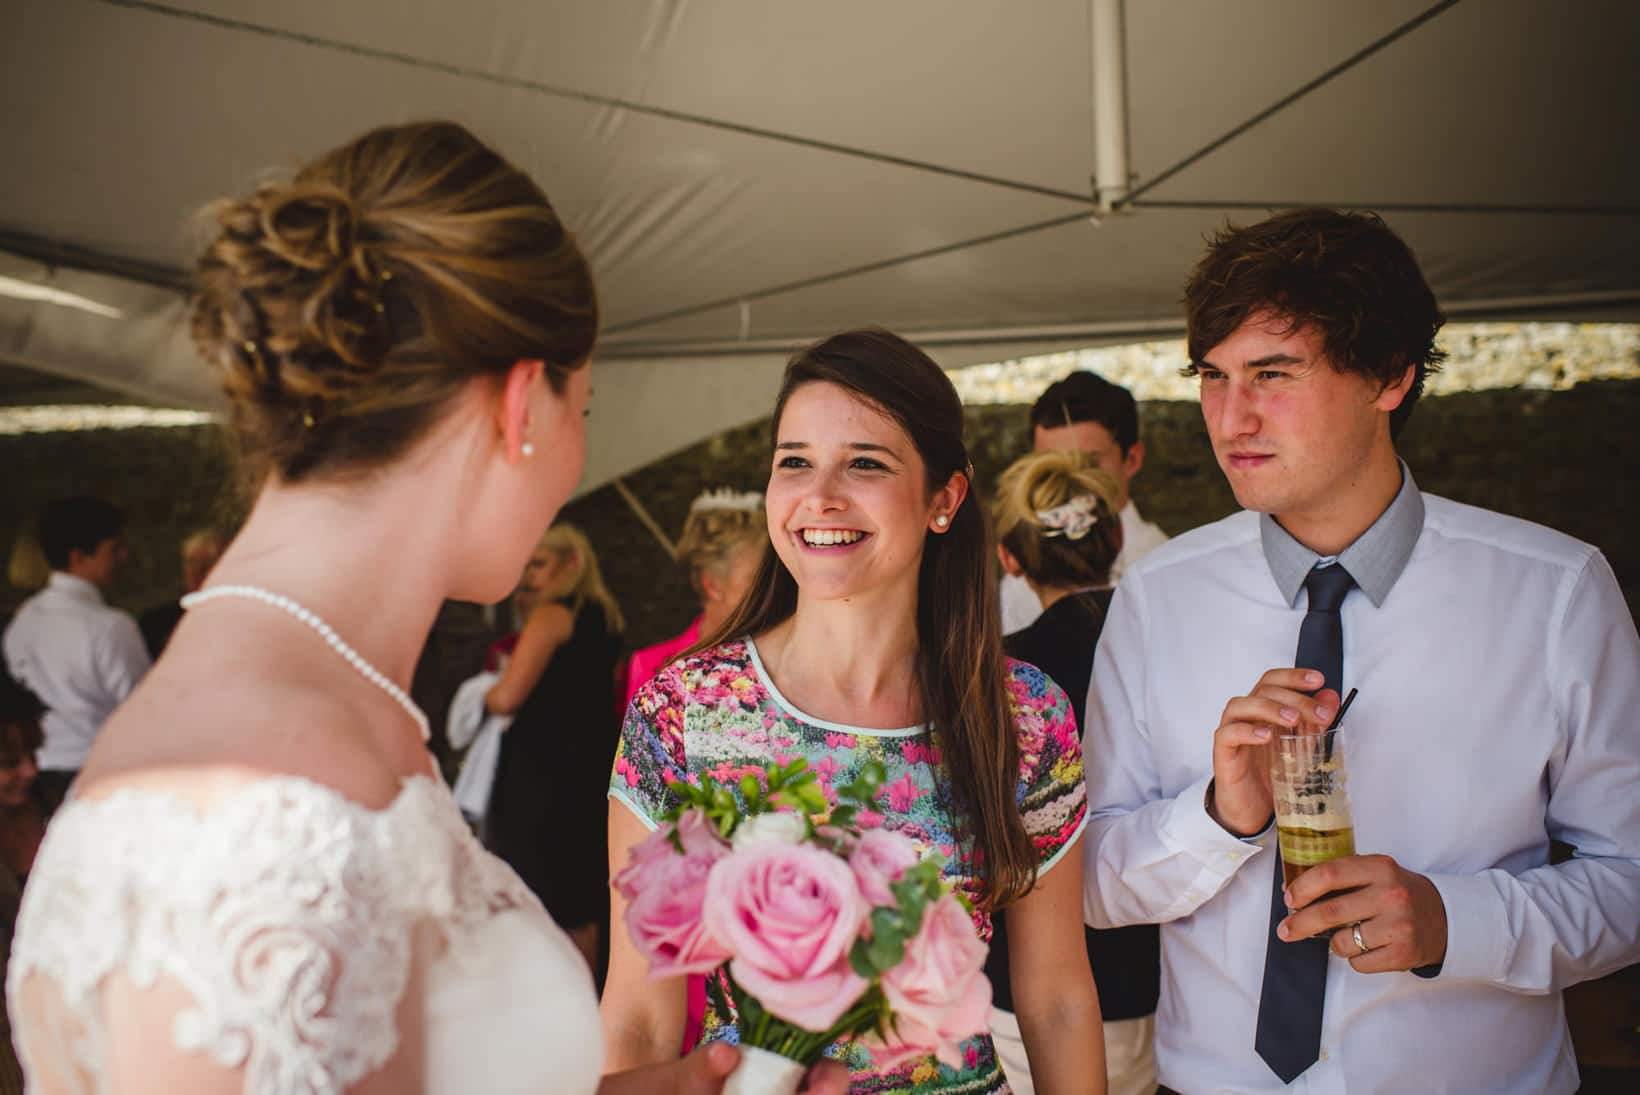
{"left": 2, "top": 497, "right": 150, "bottom": 812}
{"left": 1000, "top": 372, "right": 1168, "bottom": 634}
{"left": 1082, "top": 208, "right": 1640, "bottom": 1093}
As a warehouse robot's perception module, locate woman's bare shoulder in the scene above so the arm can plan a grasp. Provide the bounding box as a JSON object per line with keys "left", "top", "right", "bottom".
{"left": 77, "top": 643, "right": 421, "bottom": 813}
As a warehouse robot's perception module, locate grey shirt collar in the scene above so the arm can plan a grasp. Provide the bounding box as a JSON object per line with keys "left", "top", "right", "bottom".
{"left": 1260, "top": 462, "right": 1425, "bottom": 608}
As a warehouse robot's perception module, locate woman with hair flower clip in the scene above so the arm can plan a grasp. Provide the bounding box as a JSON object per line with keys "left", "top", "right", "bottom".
{"left": 603, "top": 329, "right": 1104, "bottom": 1094}
{"left": 987, "top": 449, "right": 1161, "bottom": 1095}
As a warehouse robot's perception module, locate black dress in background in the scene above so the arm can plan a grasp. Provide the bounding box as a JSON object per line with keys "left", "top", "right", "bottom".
{"left": 485, "top": 599, "right": 621, "bottom": 930}
{"left": 991, "top": 590, "right": 1162, "bottom": 1024}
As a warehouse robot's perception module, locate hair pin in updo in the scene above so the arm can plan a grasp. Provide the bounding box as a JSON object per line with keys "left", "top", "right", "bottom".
{"left": 688, "top": 488, "right": 763, "bottom": 514}
{"left": 1036, "top": 495, "right": 1101, "bottom": 540}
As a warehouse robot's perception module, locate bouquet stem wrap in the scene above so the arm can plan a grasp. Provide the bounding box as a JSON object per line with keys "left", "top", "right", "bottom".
{"left": 722, "top": 1045, "right": 807, "bottom": 1095}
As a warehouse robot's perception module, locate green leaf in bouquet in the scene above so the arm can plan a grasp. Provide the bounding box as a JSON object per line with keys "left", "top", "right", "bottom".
{"left": 897, "top": 857, "right": 944, "bottom": 900}
{"left": 865, "top": 907, "right": 906, "bottom": 971}
{"left": 848, "top": 937, "right": 877, "bottom": 980}
{"left": 739, "top": 773, "right": 764, "bottom": 809}
{"left": 827, "top": 804, "right": 857, "bottom": 828}
{"left": 865, "top": 930, "right": 905, "bottom": 976}
{"left": 794, "top": 780, "right": 828, "bottom": 815}
{"left": 890, "top": 876, "right": 928, "bottom": 926}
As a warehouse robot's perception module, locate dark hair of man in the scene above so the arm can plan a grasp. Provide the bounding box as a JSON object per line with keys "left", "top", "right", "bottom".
{"left": 36, "top": 497, "right": 124, "bottom": 570}
{"left": 0, "top": 673, "right": 45, "bottom": 765}
{"left": 696, "top": 328, "right": 1038, "bottom": 909}
{"left": 1183, "top": 207, "right": 1447, "bottom": 438}
{"left": 1027, "top": 371, "right": 1139, "bottom": 453}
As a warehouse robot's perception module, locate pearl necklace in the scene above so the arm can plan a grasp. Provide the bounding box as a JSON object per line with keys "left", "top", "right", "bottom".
{"left": 181, "top": 584, "right": 431, "bottom": 741}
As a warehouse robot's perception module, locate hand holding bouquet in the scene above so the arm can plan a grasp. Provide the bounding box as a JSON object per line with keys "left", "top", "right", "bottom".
{"left": 613, "top": 760, "right": 992, "bottom": 1093}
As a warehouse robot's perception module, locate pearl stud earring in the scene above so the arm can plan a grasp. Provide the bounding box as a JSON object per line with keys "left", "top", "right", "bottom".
{"left": 521, "top": 442, "right": 536, "bottom": 457}
{"left": 935, "top": 515, "right": 949, "bottom": 528}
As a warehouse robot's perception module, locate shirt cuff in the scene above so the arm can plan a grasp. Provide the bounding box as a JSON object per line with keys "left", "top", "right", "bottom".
{"left": 1162, "top": 774, "right": 1270, "bottom": 876}
{"left": 1418, "top": 870, "right": 1509, "bottom": 982}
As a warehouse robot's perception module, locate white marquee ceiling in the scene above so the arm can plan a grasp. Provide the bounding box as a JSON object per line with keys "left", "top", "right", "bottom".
{"left": 2, "top": 0, "right": 1636, "bottom": 489}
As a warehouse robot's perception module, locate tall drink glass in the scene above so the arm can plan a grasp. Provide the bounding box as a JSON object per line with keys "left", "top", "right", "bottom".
{"left": 1270, "top": 729, "right": 1355, "bottom": 886}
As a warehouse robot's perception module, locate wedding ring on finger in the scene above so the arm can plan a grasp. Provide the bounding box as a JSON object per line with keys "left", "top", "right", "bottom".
{"left": 1351, "top": 921, "right": 1370, "bottom": 956}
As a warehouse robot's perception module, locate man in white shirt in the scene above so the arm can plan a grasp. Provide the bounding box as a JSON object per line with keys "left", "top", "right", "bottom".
{"left": 1000, "top": 371, "right": 1169, "bottom": 634}
{"left": 3, "top": 497, "right": 150, "bottom": 811}
{"left": 1082, "top": 208, "right": 1640, "bottom": 1093}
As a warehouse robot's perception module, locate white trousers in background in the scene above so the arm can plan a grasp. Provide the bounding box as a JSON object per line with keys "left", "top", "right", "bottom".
{"left": 988, "top": 1007, "right": 1156, "bottom": 1095}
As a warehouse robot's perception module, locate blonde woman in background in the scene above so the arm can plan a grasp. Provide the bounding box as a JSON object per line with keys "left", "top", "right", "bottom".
{"left": 484, "top": 523, "right": 625, "bottom": 969}
{"left": 620, "top": 488, "right": 765, "bottom": 712}
{"left": 5, "top": 528, "right": 49, "bottom": 598}
{"left": 986, "top": 450, "right": 1160, "bottom": 1095}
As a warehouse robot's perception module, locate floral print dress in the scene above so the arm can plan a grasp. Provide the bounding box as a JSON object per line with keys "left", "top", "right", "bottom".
{"left": 609, "top": 638, "right": 1088, "bottom": 1095}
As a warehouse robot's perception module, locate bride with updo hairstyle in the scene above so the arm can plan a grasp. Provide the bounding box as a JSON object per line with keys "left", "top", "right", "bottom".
{"left": 5, "top": 122, "right": 845, "bottom": 1095}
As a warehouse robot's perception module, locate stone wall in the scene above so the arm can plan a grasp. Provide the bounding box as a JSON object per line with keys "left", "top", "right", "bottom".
{"left": 1, "top": 425, "right": 241, "bottom": 618}
{"left": 563, "top": 378, "right": 1640, "bottom": 650}
{"left": 4, "top": 377, "right": 1636, "bottom": 679}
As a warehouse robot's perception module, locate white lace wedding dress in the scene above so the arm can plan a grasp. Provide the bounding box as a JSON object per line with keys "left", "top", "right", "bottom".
{"left": 5, "top": 774, "right": 605, "bottom": 1094}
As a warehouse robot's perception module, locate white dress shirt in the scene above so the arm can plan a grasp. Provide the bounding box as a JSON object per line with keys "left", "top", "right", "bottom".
{"left": 1082, "top": 471, "right": 1640, "bottom": 1094}
{"left": 3, "top": 572, "right": 150, "bottom": 771}
{"left": 1001, "top": 500, "right": 1169, "bottom": 635}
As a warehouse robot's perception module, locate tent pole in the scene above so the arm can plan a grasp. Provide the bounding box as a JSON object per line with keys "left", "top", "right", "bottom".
{"left": 1091, "top": 0, "right": 1130, "bottom": 213}
{"left": 612, "top": 477, "right": 677, "bottom": 559}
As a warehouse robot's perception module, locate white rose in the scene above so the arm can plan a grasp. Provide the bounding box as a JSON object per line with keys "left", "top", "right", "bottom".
{"left": 731, "top": 810, "right": 808, "bottom": 850}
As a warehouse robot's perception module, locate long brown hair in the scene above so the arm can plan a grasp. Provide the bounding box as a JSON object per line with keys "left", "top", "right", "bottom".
{"left": 698, "top": 329, "right": 1036, "bottom": 908}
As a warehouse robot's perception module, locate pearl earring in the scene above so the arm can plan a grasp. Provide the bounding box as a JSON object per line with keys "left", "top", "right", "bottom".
{"left": 935, "top": 515, "right": 949, "bottom": 528}
{"left": 521, "top": 442, "right": 536, "bottom": 458}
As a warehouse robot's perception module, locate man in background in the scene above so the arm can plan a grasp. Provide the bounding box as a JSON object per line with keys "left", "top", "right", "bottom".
{"left": 1000, "top": 371, "right": 1169, "bottom": 634}
{"left": 140, "top": 528, "right": 225, "bottom": 657}
{"left": 2, "top": 497, "right": 149, "bottom": 813}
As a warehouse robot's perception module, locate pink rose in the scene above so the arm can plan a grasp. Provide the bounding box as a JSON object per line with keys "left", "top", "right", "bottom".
{"left": 703, "top": 842, "right": 869, "bottom": 1030}
{"left": 849, "top": 829, "right": 921, "bottom": 907}
{"left": 616, "top": 812, "right": 733, "bottom": 978}
{"left": 880, "top": 895, "right": 992, "bottom": 1069}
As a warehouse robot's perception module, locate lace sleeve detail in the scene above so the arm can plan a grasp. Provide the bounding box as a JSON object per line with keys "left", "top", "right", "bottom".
{"left": 6, "top": 777, "right": 484, "bottom": 1095}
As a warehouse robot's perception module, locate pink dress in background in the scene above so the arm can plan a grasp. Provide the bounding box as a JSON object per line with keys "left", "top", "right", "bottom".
{"left": 621, "top": 618, "right": 702, "bottom": 713}
{"left": 618, "top": 615, "right": 708, "bottom": 1052}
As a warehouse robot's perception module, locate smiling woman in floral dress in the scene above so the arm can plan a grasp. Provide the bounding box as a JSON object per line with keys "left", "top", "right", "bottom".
{"left": 602, "top": 329, "right": 1104, "bottom": 1095}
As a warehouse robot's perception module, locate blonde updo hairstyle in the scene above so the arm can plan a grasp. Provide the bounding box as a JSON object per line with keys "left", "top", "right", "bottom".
{"left": 674, "top": 496, "right": 765, "bottom": 598}
{"left": 993, "top": 450, "right": 1124, "bottom": 591}
{"left": 191, "top": 121, "right": 598, "bottom": 485}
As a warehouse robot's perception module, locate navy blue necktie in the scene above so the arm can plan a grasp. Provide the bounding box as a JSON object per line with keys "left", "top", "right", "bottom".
{"left": 1254, "top": 562, "right": 1355, "bottom": 1083}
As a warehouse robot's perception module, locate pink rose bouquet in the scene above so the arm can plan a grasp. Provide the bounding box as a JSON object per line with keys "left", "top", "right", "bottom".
{"left": 613, "top": 759, "right": 992, "bottom": 1087}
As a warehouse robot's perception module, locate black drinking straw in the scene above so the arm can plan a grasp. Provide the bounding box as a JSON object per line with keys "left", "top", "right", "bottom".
{"left": 1320, "top": 687, "right": 1359, "bottom": 762}
{"left": 1326, "top": 687, "right": 1359, "bottom": 732}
